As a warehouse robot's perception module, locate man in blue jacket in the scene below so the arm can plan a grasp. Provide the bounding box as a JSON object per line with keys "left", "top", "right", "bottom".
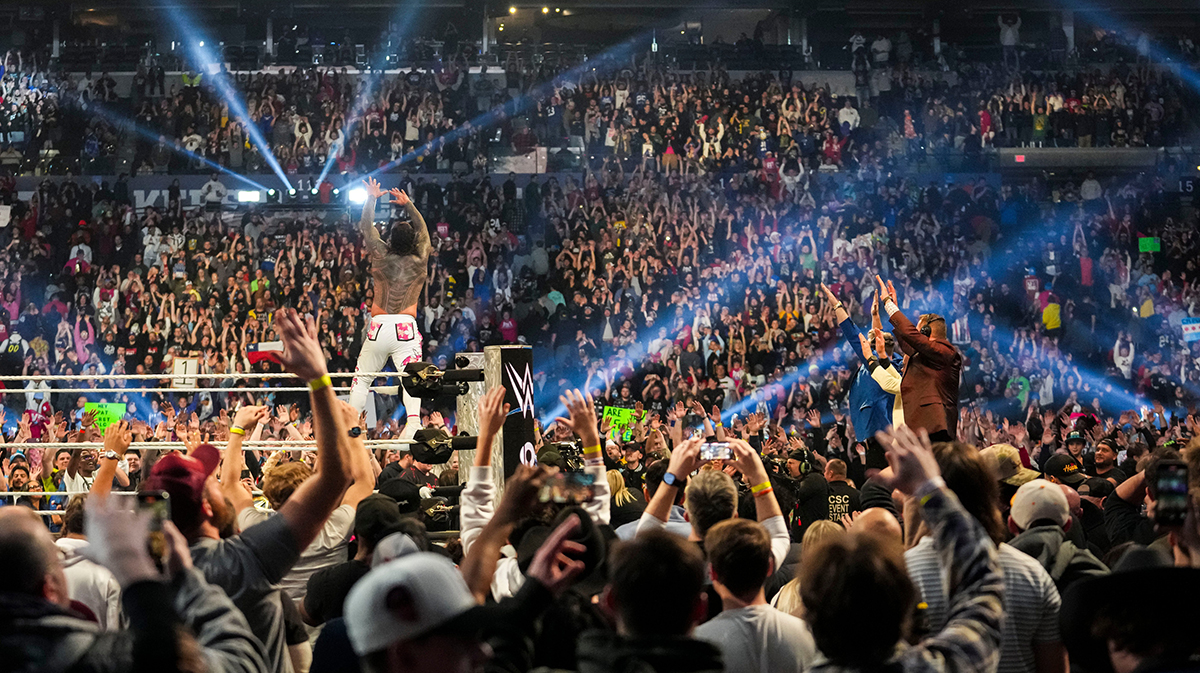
{"left": 822, "top": 283, "right": 895, "bottom": 477}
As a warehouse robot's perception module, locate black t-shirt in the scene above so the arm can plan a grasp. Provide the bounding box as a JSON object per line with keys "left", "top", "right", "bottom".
{"left": 827, "top": 480, "right": 861, "bottom": 521}
{"left": 622, "top": 463, "right": 646, "bottom": 492}
{"left": 303, "top": 559, "right": 370, "bottom": 625}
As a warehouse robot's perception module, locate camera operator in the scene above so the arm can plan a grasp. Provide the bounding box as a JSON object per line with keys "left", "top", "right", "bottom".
{"left": 784, "top": 448, "right": 830, "bottom": 538}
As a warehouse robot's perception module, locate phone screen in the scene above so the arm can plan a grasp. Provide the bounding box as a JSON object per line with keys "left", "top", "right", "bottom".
{"left": 539, "top": 471, "right": 596, "bottom": 504}
{"left": 1154, "top": 461, "right": 1188, "bottom": 526}
{"left": 699, "top": 442, "right": 732, "bottom": 461}
{"left": 137, "top": 490, "right": 171, "bottom": 565}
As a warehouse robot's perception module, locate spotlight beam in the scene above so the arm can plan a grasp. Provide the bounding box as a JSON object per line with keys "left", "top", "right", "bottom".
{"left": 163, "top": 7, "right": 294, "bottom": 191}
{"left": 316, "top": 3, "right": 423, "bottom": 185}
{"left": 362, "top": 33, "right": 648, "bottom": 182}
{"left": 86, "top": 100, "right": 270, "bottom": 192}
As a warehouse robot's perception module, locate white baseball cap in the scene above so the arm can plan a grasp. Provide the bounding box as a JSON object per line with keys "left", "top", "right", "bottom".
{"left": 1009, "top": 479, "right": 1070, "bottom": 531}
{"left": 344, "top": 553, "right": 492, "bottom": 656}
{"left": 371, "top": 531, "right": 420, "bottom": 568}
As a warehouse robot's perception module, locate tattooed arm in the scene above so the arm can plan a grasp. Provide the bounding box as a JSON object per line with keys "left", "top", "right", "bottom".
{"left": 389, "top": 188, "right": 430, "bottom": 260}
{"left": 360, "top": 178, "right": 388, "bottom": 261}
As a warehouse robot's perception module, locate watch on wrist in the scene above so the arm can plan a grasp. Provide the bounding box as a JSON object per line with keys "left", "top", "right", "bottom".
{"left": 662, "top": 471, "right": 681, "bottom": 488}
{"left": 348, "top": 427, "right": 363, "bottom": 438}
{"left": 103, "top": 450, "right": 119, "bottom": 460}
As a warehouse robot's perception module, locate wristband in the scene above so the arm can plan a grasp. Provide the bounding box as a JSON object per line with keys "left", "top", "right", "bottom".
{"left": 582, "top": 444, "right": 602, "bottom": 456}
{"left": 915, "top": 476, "right": 947, "bottom": 506}
{"left": 753, "top": 487, "right": 774, "bottom": 498}
{"left": 230, "top": 426, "right": 246, "bottom": 436}
{"left": 750, "top": 480, "right": 772, "bottom": 495}
{"left": 833, "top": 303, "right": 844, "bottom": 311}
{"left": 308, "top": 374, "right": 332, "bottom": 392}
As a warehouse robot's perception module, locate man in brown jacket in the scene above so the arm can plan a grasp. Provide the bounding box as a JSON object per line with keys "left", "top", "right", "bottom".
{"left": 877, "top": 276, "right": 962, "bottom": 442}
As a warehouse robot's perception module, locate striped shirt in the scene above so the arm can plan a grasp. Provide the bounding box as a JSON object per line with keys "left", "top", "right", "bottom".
{"left": 906, "top": 539, "right": 1062, "bottom": 673}
{"left": 810, "top": 484, "right": 1003, "bottom": 673}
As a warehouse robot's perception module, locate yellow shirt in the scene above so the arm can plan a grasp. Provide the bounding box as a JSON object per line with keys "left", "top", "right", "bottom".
{"left": 1139, "top": 298, "right": 1155, "bottom": 318}
{"left": 1042, "top": 303, "right": 1061, "bottom": 330}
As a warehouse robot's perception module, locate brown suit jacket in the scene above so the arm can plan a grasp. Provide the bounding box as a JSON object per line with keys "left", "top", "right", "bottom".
{"left": 889, "top": 309, "right": 963, "bottom": 438}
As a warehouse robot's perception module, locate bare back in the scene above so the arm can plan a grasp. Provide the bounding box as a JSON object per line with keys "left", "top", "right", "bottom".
{"left": 359, "top": 196, "right": 431, "bottom": 316}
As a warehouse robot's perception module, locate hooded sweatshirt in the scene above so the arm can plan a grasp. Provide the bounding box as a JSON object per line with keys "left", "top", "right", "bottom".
{"left": 1007, "top": 524, "right": 1109, "bottom": 593}
{"left": 55, "top": 536, "right": 124, "bottom": 631}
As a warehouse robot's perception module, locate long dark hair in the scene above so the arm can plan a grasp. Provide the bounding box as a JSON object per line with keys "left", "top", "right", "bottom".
{"left": 931, "top": 441, "right": 1006, "bottom": 544}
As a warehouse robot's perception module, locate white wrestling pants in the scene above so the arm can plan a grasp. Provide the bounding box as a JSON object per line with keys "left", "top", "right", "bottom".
{"left": 350, "top": 314, "right": 423, "bottom": 440}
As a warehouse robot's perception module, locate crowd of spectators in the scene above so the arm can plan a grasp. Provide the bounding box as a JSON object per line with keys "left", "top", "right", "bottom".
{"left": 0, "top": 25, "right": 1199, "bottom": 673}
{"left": 1, "top": 25, "right": 1198, "bottom": 182}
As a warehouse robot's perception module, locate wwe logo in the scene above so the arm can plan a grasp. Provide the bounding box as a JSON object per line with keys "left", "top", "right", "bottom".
{"left": 505, "top": 363, "right": 536, "bottom": 419}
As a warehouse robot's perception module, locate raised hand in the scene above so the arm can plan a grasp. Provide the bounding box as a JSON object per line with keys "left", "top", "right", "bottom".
{"left": 83, "top": 495, "right": 159, "bottom": 588}
{"left": 478, "top": 386, "right": 510, "bottom": 441}
{"left": 180, "top": 428, "right": 201, "bottom": 454}
{"left": 857, "top": 333, "right": 874, "bottom": 360}
{"left": 727, "top": 438, "right": 770, "bottom": 486}
{"left": 103, "top": 420, "right": 133, "bottom": 454}
{"left": 232, "top": 405, "right": 269, "bottom": 433}
{"left": 363, "top": 177, "right": 385, "bottom": 199}
{"left": 875, "top": 274, "right": 897, "bottom": 305}
{"left": 525, "top": 512, "right": 587, "bottom": 596}
{"left": 494, "top": 464, "right": 552, "bottom": 526}
{"left": 666, "top": 436, "right": 704, "bottom": 479}
{"left": 874, "top": 424, "right": 941, "bottom": 496}
{"left": 388, "top": 188, "right": 411, "bottom": 206}
{"left": 818, "top": 282, "right": 837, "bottom": 304}
{"left": 554, "top": 389, "right": 600, "bottom": 448}
{"left": 275, "top": 308, "right": 328, "bottom": 382}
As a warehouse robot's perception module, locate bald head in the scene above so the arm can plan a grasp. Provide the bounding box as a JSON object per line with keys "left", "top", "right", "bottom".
{"left": 1058, "top": 483, "right": 1082, "bottom": 521}
{"left": 852, "top": 507, "right": 903, "bottom": 544}
{"left": 0, "top": 508, "right": 70, "bottom": 605}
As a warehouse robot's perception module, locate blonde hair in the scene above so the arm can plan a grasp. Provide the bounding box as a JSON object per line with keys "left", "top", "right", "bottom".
{"left": 772, "top": 519, "right": 847, "bottom": 618}
{"left": 684, "top": 469, "right": 738, "bottom": 537}
{"left": 262, "top": 461, "right": 312, "bottom": 510}
{"left": 608, "top": 469, "right": 636, "bottom": 507}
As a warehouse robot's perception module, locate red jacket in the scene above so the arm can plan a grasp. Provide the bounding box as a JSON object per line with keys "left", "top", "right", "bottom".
{"left": 889, "top": 309, "right": 963, "bottom": 438}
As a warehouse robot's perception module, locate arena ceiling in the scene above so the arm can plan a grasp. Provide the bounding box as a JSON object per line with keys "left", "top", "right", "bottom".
{"left": 23, "top": 0, "right": 1200, "bottom": 12}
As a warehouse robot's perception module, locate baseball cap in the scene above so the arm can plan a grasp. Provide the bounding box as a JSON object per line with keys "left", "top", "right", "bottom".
{"left": 144, "top": 443, "right": 221, "bottom": 512}
{"left": 537, "top": 447, "right": 566, "bottom": 470}
{"left": 344, "top": 553, "right": 493, "bottom": 655}
{"left": 1065, "top": 431, "right": 1086, "bottom": 443}
{"left": 371, "top": 530, "right": 421, "bottom": 567}
{"left": 980, "top": 444, "right": 1040, "bottom": 486}
{"left": 1044, "top": 453, "right": 1086, "bottom": 486}
{"left": 1009, "top": 479, "right": 1070, "bottom": 530}
{"left": 354, "top": 493, "right": 405, "bottom": 544}
{"left": 1077, "top": 477, "right": 1115, "bottom": 500}
{"left": 515, "top": 508, "right": 609, "bottom": 596}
